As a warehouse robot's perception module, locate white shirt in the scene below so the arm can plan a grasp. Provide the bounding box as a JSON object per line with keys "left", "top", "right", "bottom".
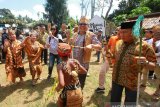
{"left": 145, "top": 38, "right": 153, "bottom": 45}
{"left": 155, "top": 40, "right": 160, "bottom": 64}
{"left": 46, "top": 34, "right": 62, "bottom": 54}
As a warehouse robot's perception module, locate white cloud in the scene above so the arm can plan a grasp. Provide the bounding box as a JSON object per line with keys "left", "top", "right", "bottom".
{"left": 10, "top": 0, "right": 120, "bottom": 21}
{"left": 11, "top": 9, "right": 39, "bottom": 20}
{"left": 67, "top": 0, "right": 121, "bottom": 19}
{"left": 11, "top": 4, "right": 46, "bottom": 21}
{"left": 67, "top": 0, "right": 92, "bottom": 20}
{"left": 94, "top": 0, "right": 121, "bottom": 17}
{"left": 68, "top": 3, "right": 81, "bottom": 19}
{"left": 33, "top": 4, "right": 45, "bottom": 13}
{"left": 11, "top": 9, "right": 32, "bottom": 17}
{"left": 112, "top": 0, "right": 121, "bottom": 10}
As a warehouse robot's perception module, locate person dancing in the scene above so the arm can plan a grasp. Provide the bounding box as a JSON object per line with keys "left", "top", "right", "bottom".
{"left": 4, "top": 30, "right": 26, "bottom": 84}
{"left": 56, "top": 43, "right": 87, "bottom": 107}
{"left": 22, "top": 31, "right": 44, "bottom": 85}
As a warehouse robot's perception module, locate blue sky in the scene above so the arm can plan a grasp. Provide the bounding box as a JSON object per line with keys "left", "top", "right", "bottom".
{"left": 0, "top": 0, "right": 120, "bottom": 20}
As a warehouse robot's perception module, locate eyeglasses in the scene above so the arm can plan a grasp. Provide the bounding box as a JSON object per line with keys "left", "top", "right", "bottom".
{"left": 79, "top": 23, "right": 88, "bottom": 26}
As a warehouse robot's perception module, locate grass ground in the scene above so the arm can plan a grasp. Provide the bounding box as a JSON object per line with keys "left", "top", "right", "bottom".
{"left": 0, "top": 53, "right": 159, "bottom": 107}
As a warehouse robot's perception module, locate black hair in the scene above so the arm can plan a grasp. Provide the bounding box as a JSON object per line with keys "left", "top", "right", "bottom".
{"left": 51, "top": 24, "right": 59, "bottom": 37}
{"left": 25, "top": 32, "right": 29, "bottom": 37}
{"left": 67, "top": 25, "right": 70, "bottom": 29}
{"left": 16, "top": 29, "right": 22, "bottom": 38}
{"left": 149, "top": 30, "right": 153, "bottom": 33}
{"left": 121, "top": 21, "right": 136, "bottom": 29}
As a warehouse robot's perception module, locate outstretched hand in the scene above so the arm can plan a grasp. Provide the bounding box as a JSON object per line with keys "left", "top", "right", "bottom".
{"left": 85, "top": 44, "right": 93, "bottom": 50}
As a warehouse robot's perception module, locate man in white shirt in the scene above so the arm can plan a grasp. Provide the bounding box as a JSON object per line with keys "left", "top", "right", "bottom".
{"left": 152, "top": 25, "right": 160, "bottom": 100}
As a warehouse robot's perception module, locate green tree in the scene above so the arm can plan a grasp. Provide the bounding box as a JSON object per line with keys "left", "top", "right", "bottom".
{"left": 24, "top": 15, "right": 34, "bottom": 23}
{"left": 108, "top": 0, "right": 128, "bottom": 20}
{"left": 17, "top": 15, "right": 23, "bottom": 21}
{"left": 44, "top": 0, "right": 69, "bottom": 28}
{"left": 108, "top": 0, "right": 142, "bottom": 20}
{"left": 95, "top": 0, "right": 115, "bottom": 19}
{"left": 141, "top": 0, "right": 160, "bottom": 12}
{"left": 67, "top": 17, "right": 77, "bottom": 28}
{"left": 0, "top": 8, "right": 15, "bottom": 19}
{"left": 113, "top": 14, "right": 127, "bottom": 25}
{"left": 128, "top": 7, "right": 151, "bottom": 18}
{"left": 126, "top": 0, "right": 142, "bottom": 13}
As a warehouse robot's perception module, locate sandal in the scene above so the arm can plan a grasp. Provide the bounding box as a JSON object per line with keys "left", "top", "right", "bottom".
{"left": 152, "top": 95, "right": 160, "bottom": 101}
{"left": 32, "top": 80, "right": 37, "bottom": 86}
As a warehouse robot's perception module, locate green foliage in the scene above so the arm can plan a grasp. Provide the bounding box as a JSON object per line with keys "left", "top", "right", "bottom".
{"left": 108, "top": 0, "right": 142, "bottom": 20}
{"left": 108, "top": 1, "right": 127, "bottom": 20}
{"left": 0, "top": 8, "right": 15, "bottom": 19}
{"left": 0, "top": 8, "right": 37, "bottom": 27}
{"left": 44, "top": 0, "right": 69, "bottom": 28}
{"left": 128, "top": 7, "right": 151, "bottom": 18}
{"left": 45, "top": 77, "right": 58, "bottom": 101}
{"left": 0, "top": 19, "right": 23, "bottom": 25}
{"left": 118, "top": 0, "right": 129, "bottom": 13}
{"left": 113, "top": 6, "right": 151, "bottom": 26}
{"left": 113, "top": 14, "right": 127, "bottom": 26}
{"left": 67, "top": 17, "right": 77, "bottom": 28}
{"left": 17, "top": 15, "right": 35, "bottom": 24}
{"left": 105, "top": 20, "right": 117, "bottom": 36}
{"left": 141, "top": 0, "right": 160, "bottom": 12}
{"left": 24, "top": 15, "right": 34, "bottom": 23}
{"left": 108, "top": 0, "right": 159, "bottom": 25}
{"left": 26, "top": 19, "right": 48, "bottom": 28}
{"left": 126, "top": 0, "right": 142, "bottom": 13}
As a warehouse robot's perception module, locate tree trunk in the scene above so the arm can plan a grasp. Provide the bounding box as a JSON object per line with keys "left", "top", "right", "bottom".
{"left": 105, "top": 0, "right": 113, "bottom": 19}
{"left": 91, "top": 0, "right": 95, "bottom": 18}
{"left": 101, "top": 0, "right": 105, "bottom": 16}
{"left": 84, "top": 0, "right": 90, "bottom": 17}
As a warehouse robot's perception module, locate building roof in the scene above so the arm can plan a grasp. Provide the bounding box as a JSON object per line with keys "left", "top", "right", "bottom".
{"left": 128, "top": 12, "right": 160, "bottom": 29}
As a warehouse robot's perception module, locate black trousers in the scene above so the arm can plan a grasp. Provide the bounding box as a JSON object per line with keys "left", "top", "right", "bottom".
{"left": 78, "top": 69, "right": 88, "bottom": 90}
{"left": 2, "top": 49, "right": 6, "bottom": 60}
{"left": 78, "top": 74, "right": 87, "bottom": 90}
{"left": 41, "top": 49, "right": 48, "bottom": 64}
{"left": 48, "top": 53, "right": 60, "bottom": 76}
{"left": 148, "top": 70, "right": 154, "bottom": 77}
{"left": 111, "top": 82, "right": 137, "bottom": 106}
{"left": 22, "top": 49, "right": 25, "bottom": 59}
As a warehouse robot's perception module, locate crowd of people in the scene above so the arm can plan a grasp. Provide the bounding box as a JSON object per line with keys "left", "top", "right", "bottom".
{"left": 0, "top": 16, "right": 160, "bottom": 107}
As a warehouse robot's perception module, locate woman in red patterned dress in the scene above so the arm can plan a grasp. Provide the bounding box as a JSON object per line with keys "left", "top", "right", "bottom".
{"left": 56, "top": 43, "right": 87, "bottom": 107}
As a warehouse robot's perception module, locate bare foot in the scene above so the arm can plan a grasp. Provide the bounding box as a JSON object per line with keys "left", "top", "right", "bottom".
{"left": 152, "top": 95, "right": 160, "bottom": 101}
{"left": 32, "top": 81, "right": 36, "bottom": 86}
{"left": 19, "top": 78, "right": 24, "bottom": 83}
{"left": 32, "top": 79, "right": 37, "bottom": 86}
{"left": 152, "top": 89, "right": 160, "bottom": 96}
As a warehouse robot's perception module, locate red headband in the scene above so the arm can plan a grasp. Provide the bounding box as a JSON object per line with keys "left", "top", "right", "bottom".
{"left": 57, "top": 43, "right": 72, "bottom": 57}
